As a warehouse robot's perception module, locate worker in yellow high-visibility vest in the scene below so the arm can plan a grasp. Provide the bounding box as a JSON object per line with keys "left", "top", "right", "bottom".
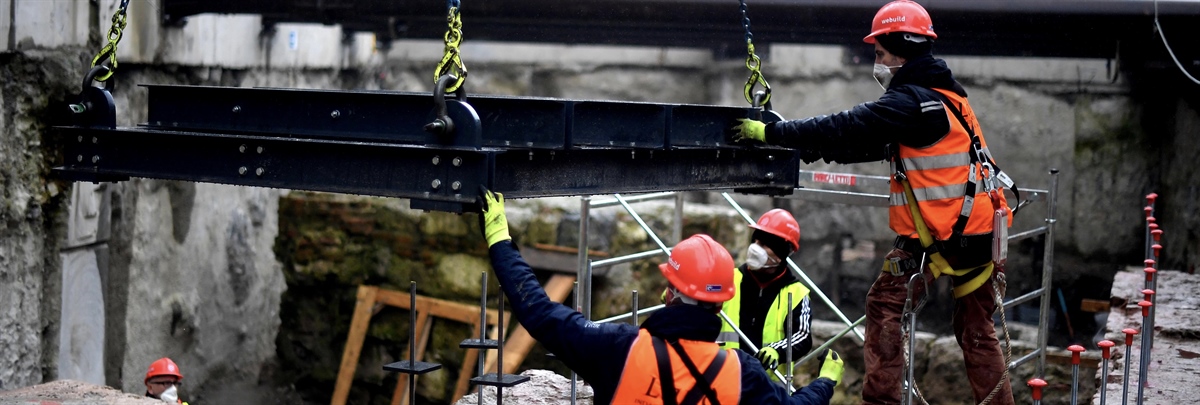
{"left": 717, "top": 209, "right": 812, "bottom": 381}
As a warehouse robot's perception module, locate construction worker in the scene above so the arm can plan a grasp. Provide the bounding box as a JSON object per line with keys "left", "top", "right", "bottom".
{"left": 719, "top": 209, "right": 813, "bottom": 379}
{"left": 478, "top": 187, "right": 843, "bottom": 404}
{"left": 728, "top": 1, "right": 1015, "bottom": 404}
{"left": 144, "top": 357, "right": 190, "bottom": 404}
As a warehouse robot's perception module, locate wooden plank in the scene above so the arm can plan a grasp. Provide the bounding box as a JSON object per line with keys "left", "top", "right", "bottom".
{"left": 532, "top": 243, "right": 610, "bottom": 257}
{"left": 375, "top": 289, "right": 504, "bottom": 325}
{"left": 392, "top": 306, "right": 435, "bottom": 405}
{"left": 1080, "top": 298, "right": 1111, "bottom": 313}
{"left": 331, "top": 285, "right": 378, "bottom": 405}
{"left": 484, "top": 274, "right": 577, "bottom": 374}
{"left": 523, "top": 244, "right": 609, "bottom": 274}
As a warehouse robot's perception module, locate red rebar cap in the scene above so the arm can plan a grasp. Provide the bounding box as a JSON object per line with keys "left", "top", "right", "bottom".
{"left": 1144, "top": 267, "right": 1157, "bottom": 282}
{"left": 1098, "top": 340, "right": 1116, "bottom": 359}
{"left": 1027, "top": 378, "right": 1048, "bottom": 400}
{"left": 1152, "top": 244, "right": 1162, "bottom": 257}
{"left": 1139, "top": 300, "right": 1153, "bottom": 317}
{"left": 1149, "top": 223, "right": 1159, "bottom": 230}
{"left": 1152, "top": 229, "right": 1163, "bottom": 241}
{"left": 1144, "top": 259, "right": 1156, "bottom": 267}
{"left": 1144, "top": 207, "right": 1153, "bottom": 217}
{"left": 1123, "top": 328, "right": 1139, "bottom": 345}
{"left": 1146, "top": 193, "right": 1158, "bottom": 204}
{"left": 1142, "top": 289, "right": 1156, "bottom": 301}
{"left": 1068, "top": 345, "right": 1085, "bottom": 364}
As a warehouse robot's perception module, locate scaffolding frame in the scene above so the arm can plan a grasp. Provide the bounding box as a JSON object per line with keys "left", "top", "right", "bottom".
{"left": 579, "top": 168, "right": 1061, "bottom": 380}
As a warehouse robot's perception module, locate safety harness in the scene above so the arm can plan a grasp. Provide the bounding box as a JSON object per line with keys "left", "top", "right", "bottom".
{"left": 890, "top": 90, "right": 1020, "bottom": 298}
{"left": 652, "top": 337, "right": 727, "bottom": 405}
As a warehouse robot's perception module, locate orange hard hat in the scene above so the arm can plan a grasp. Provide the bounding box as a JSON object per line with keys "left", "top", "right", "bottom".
{"left": 144, "top": 357, "right": 184, "bottom": 383}
{"left": 750, "top": 209, "right": 800, "bottom": 252}
{"left": 863, "top": 0, "right": 937, "bottom": 44}
{"left": 659, "top": 234, "right": 736, "bottom": 303}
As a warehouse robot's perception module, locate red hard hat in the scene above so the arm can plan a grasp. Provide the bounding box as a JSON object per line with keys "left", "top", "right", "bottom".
{"left": 750, "top": 209, "right": 800, "bottom": 252}
{"left": 658, "top": 234, "right": 736, "bottom": 303}
{"left": 144, "top": 357, "right": 184, "bottom": 383}
{"left": 864, "top": 0, "right": 937, "bottom": 44}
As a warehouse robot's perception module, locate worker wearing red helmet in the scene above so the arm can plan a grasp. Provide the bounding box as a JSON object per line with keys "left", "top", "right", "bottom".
{"left": 478, "top": 187, "right": 842, "bottom": 404}
{"left": 730, "top": 1, "right": 1015, "bottom": 404}
{"left": 144, "top": 357, "right": 190, "bottom": 404}
{"left": 717, "top": 209, "right": 814, "bottom": 382}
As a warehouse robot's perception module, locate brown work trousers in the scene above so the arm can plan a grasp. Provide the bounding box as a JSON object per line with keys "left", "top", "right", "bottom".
{"left": 862, "top": 249, "right": 1014, "bottom": 405}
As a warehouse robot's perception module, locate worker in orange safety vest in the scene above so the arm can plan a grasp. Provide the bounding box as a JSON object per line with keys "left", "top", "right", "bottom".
{"left": 728, "top": 1, "right": 1016, "bottom": 404}
{"left": 478, "top": 187, "right": 843, "bottom": 405}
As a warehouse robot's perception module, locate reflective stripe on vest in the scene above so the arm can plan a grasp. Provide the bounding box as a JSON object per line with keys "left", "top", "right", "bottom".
{"left": 718, "top": 268, "right": 810, "bottom": 381}
{"left": 888, "top": 89, "right": 1009, "bottom": 240}
{"left": 612, "top": 329, "right": 741, "bottom": 405}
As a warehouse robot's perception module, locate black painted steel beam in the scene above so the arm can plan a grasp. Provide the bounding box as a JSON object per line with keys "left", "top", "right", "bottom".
{"left": 54, "top": 86, "right": 799, "bottom": 213}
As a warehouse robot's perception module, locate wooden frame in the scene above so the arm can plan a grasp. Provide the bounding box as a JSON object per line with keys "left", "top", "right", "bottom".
{"left": 330, "top": 285, "right": 508, "bottom": 405}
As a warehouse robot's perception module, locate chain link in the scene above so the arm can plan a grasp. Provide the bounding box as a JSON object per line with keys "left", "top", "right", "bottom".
{"left": 433, "top": 4, "right": 468, "bottom": 93}
{"left": 738, "top": 0, "right": 770, "bottom": 106}
{"left": 89, "top": 0, "right": 132, "bottom": 83}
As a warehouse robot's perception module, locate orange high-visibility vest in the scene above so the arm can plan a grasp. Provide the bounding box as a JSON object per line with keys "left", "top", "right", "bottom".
{"left": 888, "top": 89, "right": 1011, "bottom": 240}
{"left": 612, "top": 329, "right": 741, "bottom": 405}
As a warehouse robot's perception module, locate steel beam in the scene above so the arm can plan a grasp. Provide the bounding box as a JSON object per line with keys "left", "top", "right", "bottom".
{"left": 55, "top": 85, "right": 799, "bottom": 212}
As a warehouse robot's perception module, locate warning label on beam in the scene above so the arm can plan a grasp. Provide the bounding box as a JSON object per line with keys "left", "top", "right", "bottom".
{"left": 811, "top": 171, "right": 857, "bottom": 186}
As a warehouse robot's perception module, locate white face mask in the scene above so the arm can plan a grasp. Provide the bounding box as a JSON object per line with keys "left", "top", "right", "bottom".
{"left": 159, "top": 385, "right": 178, "bottom": 403}
{"left": 873, "top": 63, "right": 902, "bottom": 90}
{"left": 747, "top": 243, "right": 781, "bottom": 270}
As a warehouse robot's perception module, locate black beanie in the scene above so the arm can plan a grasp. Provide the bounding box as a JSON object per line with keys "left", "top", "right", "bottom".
{"left": 876, "top": 32, "right": 933, "bottom": 59}
{"left": 751, "top": 229, "right": 793, "bottom": 259}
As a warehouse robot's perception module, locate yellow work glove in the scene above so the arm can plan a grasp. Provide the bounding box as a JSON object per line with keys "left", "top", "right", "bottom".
{"left": 479, "top": 186, "right": 512, "bottom": 247}
{"left": 817, "top": 349, "right": 844, "bottom": 386}
{"left": 730, "top": 118, "right": 767, "bottom": 143}
{"left": 754, "top": 347, "right": 780, "bottom": 370}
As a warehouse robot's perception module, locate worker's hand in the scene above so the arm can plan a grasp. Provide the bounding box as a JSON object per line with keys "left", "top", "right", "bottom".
{"left": 754, "top": 347, "right": 780, "bottom": 370}
{"left": 729, "top": 118, "right": 767, "bottom": 143}
{"left": 479, "top": 186, "right": 512, "bottom": 247}
{"left": 817, "top": 349, "right": 844, "bottom": 386}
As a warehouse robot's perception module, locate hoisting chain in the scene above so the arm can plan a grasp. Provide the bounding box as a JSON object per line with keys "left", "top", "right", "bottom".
{"left": 433, "top": 0, "right": 468, "bottom": 93}
{"left": 738, "top": 0, "right": 770, "bottom": 107}
{"left": 89, "top": 0, "right": 132, "bottom": 83}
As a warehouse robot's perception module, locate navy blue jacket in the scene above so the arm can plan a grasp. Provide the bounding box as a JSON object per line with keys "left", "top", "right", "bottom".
{"left": 764, "top": 55, "right": 967, "bottom": 164}
{"left": 489, "top": 240, "right": 836, "bottom": 405}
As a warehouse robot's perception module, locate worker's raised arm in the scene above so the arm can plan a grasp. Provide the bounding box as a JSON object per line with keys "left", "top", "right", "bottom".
{"left": 479, "top": 188, "right": 639, "bottom": 392}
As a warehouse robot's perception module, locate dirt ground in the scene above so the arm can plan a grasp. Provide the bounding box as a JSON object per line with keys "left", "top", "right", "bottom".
{"left": 1096, "top": 268, "right": 1200, "bottom": 405}
{"left": 0, "top": 380, "right": 162, "bottom": 405}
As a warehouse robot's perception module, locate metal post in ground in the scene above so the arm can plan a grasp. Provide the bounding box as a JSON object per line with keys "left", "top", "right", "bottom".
{"left": 631, "top": 290, "right": 639, "bottom": 326}
{"left": 1149, "top": 238, "right": 1162, "bottom": 353}
{"left": 1099, "top": 340, "right": 1115, "bottom": 405}
{"left": 1036, "top": 169, "right": 1060, "bottom": 377}
{"left": 479, "top": 272, "right": 487, "bottom": 405}
{"left": 786, "top": 292, "right": 794, "bottom": 387}
{"left": 1121, "top": 328, "right": 1138, "bottom": 405}
{"left": 1136, "top": 300, "right": 1153, "bottom": 405}
{"left": 1068, "top": 344, "right": 1085, "bottom": 405}
{"left": 1028, "top": 378, "right": 1048, "bottom": 405}
{"left": 1143, "top": 207, "right": 1153, "bottom": 260}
